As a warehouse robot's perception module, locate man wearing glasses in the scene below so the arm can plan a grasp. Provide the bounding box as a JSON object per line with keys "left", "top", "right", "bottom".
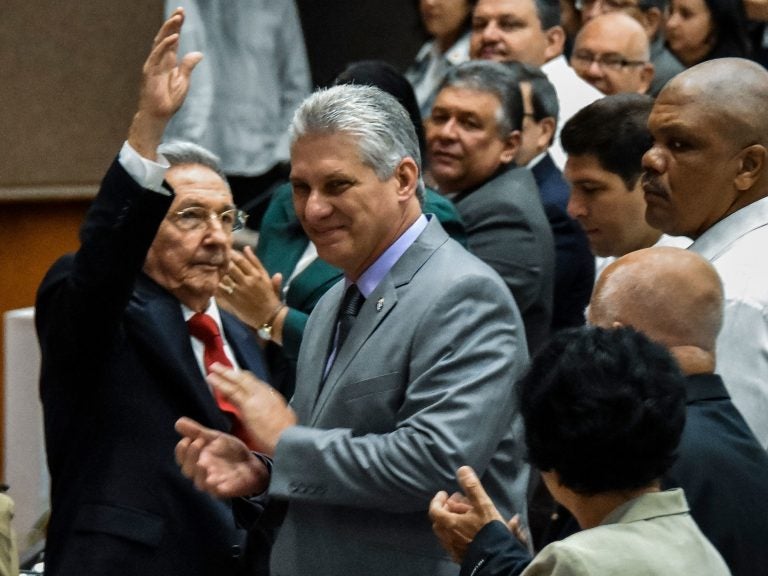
{"left": 576, "top": 0, "right": 684, "bottom": 95}
{"left": 35, "top": 9, "right": 269, "bottom": 576}
{"left": 571, "top": 12, "right": 655, "bottom": 94}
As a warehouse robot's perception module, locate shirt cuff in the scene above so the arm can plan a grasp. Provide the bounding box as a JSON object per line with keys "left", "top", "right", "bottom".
{"left": 118, "top": 140, "right": 171, "bottom": 194}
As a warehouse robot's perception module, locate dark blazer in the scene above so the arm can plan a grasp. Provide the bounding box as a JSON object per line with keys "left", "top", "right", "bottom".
{"left": 36, "top": 160, "right": 269, "bottom": 576}
{"left": 257, "top": 182, "right": 468, "bottom": 398}
{"left": 649, "top": 35, "right": 685, "bottom": 96}
{"left": 664, "top": 374, "right": 768, "bottom": 576}
{"left": 452, "top": 164, "right": 555, "bottom": 352}
{"left": 531, "top": 154, "right": 594, "bottom": 331}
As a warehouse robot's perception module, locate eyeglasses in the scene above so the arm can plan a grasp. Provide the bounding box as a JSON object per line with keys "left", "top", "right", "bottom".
{"left": 574, "top": 0, "right": 642, "bottom": 12}
{"left": 171, "top": 206, "right": 248, "bottom": 233}
{"left": 571, "top": 51, "right": 647, "bottom": 72}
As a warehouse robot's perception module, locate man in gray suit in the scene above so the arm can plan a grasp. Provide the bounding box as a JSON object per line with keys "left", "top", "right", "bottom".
{"left": 176, "top": 84, "right": 530, "bottom": 576}
{"left": 426, "top": 60, "right": 554, "bottom": 352}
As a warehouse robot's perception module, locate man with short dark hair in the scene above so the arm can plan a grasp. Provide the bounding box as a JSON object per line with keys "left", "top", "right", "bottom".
{"left": 562, "top": 93, "right": 689, "bottom": 277}
{"left": 35, "top": 10, "right": 270, "bottom": 575}
{"left": 642, "top": 57, "right": 768, "bottom": 449}
{"left": 504, "top": 62, "right": 594, "bottom": 330}
{"left": 426, "top": 60, "right": 555, "bottom": 351}
{"left": 469, "top": 0, "right": 602, "bottom": 167}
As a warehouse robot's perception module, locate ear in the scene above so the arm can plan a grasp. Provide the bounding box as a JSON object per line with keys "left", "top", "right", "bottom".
{"left": 638, "top": 63, "right": 655, "bottom": 94}
{"left": 394, "top": 156, "right": 420, "bottom": 202}
{"left": 537, "top": 117, "right": 557, "bottom": 149}
{"left": 734, "top": 144, "right": 767, "bottom": 192}
{"left": 638, "top": 6, "right": 662, "bottom": 38}
{"left": 500, "top": 130, "right": 522, "bottom": 165}
{"left": 543, "top": 26, "right": 567, "bottom": 62}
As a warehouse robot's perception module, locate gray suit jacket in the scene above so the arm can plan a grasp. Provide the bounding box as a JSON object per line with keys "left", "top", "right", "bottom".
{"left": 453, "top": 165, "right": 555, "bottom": 353}
{"left": 267, "top": 218, "right": 530, "bottom": 576}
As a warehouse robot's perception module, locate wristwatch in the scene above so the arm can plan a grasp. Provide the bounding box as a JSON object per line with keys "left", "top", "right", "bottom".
{"left": 257, "top": 304, "right": 286, "bottom": 341}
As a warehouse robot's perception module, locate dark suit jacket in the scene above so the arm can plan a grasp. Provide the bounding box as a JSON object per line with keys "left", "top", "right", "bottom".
{"left": 36, "top": 160, "right": 269, "bottom": 576}
{"left": 649, "top": 35, "right": 685, "bottom": 96}
{"left": 257, "top": 182, "right": 467, "bottom": 398}
{"left": 531, "top": 154, "right": 594, "bottom": 331}
{"left": 664, "top": 374, "right": 768, "bottom": 576}
{"left": 452, "top": 164, "right": 555, "bottom": 352}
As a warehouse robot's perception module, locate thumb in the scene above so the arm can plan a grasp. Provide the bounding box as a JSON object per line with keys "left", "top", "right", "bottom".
{"left": 456, "top": 466, "right": 493, "bottom": 508}
{"left": 271, "top": 272, "right": 283, "bottom": 296}
{"left": 179, "top": 51, "right": 203, "bottom": 78}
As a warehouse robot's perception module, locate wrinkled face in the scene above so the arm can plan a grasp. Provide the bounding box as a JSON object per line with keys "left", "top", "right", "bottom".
{"left": 426, "top": 86, "right": 517, "bottom": 193}
{"left": 565, "top": 154, "right": 660, "bottom": 256}
{"left": 666, "top": 0, "right": 715, "bottom": 66}
{"left": 642, "top": 84, "right": 742, "bottom": 238}
{"left": 469, "top": 0, "right": 553, "bottom": 65}
{"left": 571, "top": 21, "right": 651, "bottom": 94}
{"left": 290, "top": 133, "right": 418, "bottom": 280}
{"left": 420, "top": 0, "right": 472, "bottom": 40}
{"left": 144, "top": 164, "right": 234, "bottom": 310}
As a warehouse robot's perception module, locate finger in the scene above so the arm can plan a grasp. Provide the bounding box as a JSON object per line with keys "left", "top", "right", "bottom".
{"left": 178, "top": 51, "right": 204, "bottom": 79}
{"left": 175, "top": 416, "right": 218, "bottom": 441}
{"left": 145, "top": 32, "right": 180, "bottom": 71}
{"left": 271, "top": 272, "right": 283, "bottom": 297}
{"left": 429, "top": 490, "right": 449, "bottom": 516}
{"left": 152, "top": 10, "right": 184, "bottom": 47}
{"left": 242, "top": 246, "right": 269, "bottom": 275}
{"left": 175, "top": 437, "right": 191, "bottom": 468}
{"left": 456, "top": 466, "right": 494, "bottom": 508}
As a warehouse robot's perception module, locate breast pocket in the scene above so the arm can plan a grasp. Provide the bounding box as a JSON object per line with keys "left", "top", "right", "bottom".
{"left": 337, "top": 372, "right": 404, "bottom": 434}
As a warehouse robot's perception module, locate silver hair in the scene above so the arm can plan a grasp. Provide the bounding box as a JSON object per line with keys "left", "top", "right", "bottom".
{"left": 440, "top": 60, "right": 524, "bottom": 138}
{"left": 289, "top": 84, "right": 425, "bottom": 203}
{"left": 158, "top": 140, "right": 228, "bottom": 182}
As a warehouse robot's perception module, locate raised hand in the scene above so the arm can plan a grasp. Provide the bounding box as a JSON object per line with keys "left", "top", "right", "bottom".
{"left": 128, "top": 7, "right": 203, "bottom": 159}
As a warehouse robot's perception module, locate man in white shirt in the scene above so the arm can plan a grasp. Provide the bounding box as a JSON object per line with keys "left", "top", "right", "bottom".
{"left": 642, "top": 57, "right": 768, "bottom": 449}
{"left": 469, "top": 0, "right": 602, "bottom": 168}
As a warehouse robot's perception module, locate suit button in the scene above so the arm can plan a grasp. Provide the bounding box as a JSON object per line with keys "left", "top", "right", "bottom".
{"left": 231, "top": 545, "right": 242, "bottom": 558}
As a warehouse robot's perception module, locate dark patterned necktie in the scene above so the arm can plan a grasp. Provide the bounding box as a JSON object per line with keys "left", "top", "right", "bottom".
{"left": 336, "top": 284, "right": 365, "bottom": 353}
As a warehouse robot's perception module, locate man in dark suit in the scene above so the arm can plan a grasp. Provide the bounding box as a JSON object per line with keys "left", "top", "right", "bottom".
{"left": 504, "top": 62, "right": 594, "bottom": 331}
{"left": 35, "top": 10, "right": 269, "bottom": 575}
{"left": 175, "top": 83, "right": 531, "bottom": 576}
{"left": 425, "top": 60, "right": 555, "bottom": 352}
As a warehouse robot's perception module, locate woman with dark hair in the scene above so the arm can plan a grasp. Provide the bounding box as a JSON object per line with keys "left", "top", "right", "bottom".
{"left": 406, "top": 0, "right": 473, "bottom": 117}
{"left": 666, "top": 0, "right": 752, "bottom": 66}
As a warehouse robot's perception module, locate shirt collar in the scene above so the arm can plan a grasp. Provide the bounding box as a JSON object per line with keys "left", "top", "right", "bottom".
{"left": 352, "top": 214, "right": 428, "bottom": 297}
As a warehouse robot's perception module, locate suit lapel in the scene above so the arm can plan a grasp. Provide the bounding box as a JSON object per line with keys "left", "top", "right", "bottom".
{"left": 127, "top": 275, "right": 231, "bottom": 431}
{"left": 306, "top": 218, "right": 450, "bottom": 424}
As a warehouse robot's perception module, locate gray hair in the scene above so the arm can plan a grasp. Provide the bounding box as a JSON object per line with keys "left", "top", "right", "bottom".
{"left": 440, "top": 60, "right": 524, "bottom": 137}
{"left": 289, "top": 84, "right": 425, "bottom": 202}
{"left": 158, "top": 140, "right": 228, "bottom": 182}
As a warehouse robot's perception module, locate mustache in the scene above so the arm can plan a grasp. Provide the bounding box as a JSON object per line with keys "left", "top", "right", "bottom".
{"left": 641, "top": 171, "right": 669, "bottom": 198}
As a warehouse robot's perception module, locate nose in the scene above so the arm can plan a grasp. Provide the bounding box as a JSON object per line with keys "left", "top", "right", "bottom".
{"left": 666, "top": 12, "right": 680, "bottom": 31}
{"left": 567, "top": 190, "right": 587, "bottom": 220}
{"left": 481, "top": 21, "right": 501, "bottom": 42}
{"left": 586, "top": 58, "right": 604, "bottom": 77}
{"left": 302, "top": 189, "right": 333, "bottom": 222}
{"left": 641, "top": 144, "right": 666, "bottom": 174}
{"left": 437, "top": 117, "right": 459, "bottom": 139}
{"left": 582, "top": 3, "right": 602, "bottom": 22}
{"left": 202, "top": 216, "right": 230, "bottom": 246}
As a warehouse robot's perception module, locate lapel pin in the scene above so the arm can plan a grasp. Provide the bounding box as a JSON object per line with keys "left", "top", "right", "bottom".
{"left": 376, "top": 298, "right": 384, "bottom": 312}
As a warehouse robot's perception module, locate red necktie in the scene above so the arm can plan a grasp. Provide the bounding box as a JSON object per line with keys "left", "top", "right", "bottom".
{"left": 187, "top": 312, "right": 254, "bottom": 449}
